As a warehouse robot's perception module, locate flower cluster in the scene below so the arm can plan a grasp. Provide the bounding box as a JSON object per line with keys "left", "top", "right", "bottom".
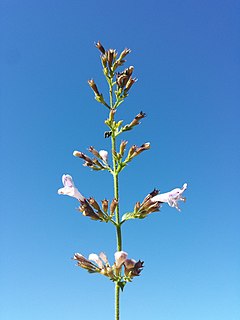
{"left": 58, "top": 174, "right": 116, "bottom": 222}
{"left": 122, "top": 183, "right": 187, "bottom": 221}
{"left": 73, "top": 251, "right": 144, "bottom": 288}
{"left": 151, "top": 183, "right": 188, "bottom": 212}
{"left": 73, "top": 148, "right": 109, "bottom": 171}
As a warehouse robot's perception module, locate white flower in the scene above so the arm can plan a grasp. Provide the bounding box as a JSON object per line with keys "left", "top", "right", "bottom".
{"left": 114, "top": 251, "right": 128, "bottom": 268}
{"left": 99, "top": 150, "right": 108, "bottom": 163}
{"left": 88, "top": 253, "right": 104, "bottom": 268}
{"left": 151, "top": 183, "right": 187, "bottom": 211}
{"left": 58, "top": 174, "right": 85, "bottom": 201}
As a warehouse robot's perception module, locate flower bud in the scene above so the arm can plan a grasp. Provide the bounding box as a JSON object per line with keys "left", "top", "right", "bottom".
{"left": 110, "top": 198, "right": 118, "bottom": 215}
{"left": 134, "top": 201, "right": 141, "bottom": 213}
{"left": 95, "top": 41, "right": 105, "bottom": 54}
{"left": 101, "top": 199, "right": 109, "bottom": 213}
{"left": 88, "top": 197, "right": 100, "bottom": 210}
{"left": 129, "top": 111, "right": 146, "bottom": 127}
{"left": 143, "top": 189, "right": 159, "bottom": 203}
{"left": 73, "top": 151, "right": 94, "bottom": 166}
{"left": 134, "top": 142, "right": 150, "bottom": 156}
{"left": 116, "top": 73, "right": 129, "bottom": 88}
{"left": 119, "top": 48, "right": 131, "bottom": 60}
{"left": 119, "top": 140, "right": 128, "bottom": 157}
{"left": 79, "top": 199, "right": 100, "bottom": 221}
{"left": 124, "top": 77, "right": 137, "bottom": 94}
{"left": 107, "top": 49, "right": 116, "bottom": 68}
{"left": 73, "top": 253, "right": 99, "bottom": 272}
{"left": 88, "top": 146, "right": 100, "bottom": 158}
{"left": 88, "top": 79, "right": 100, "bottom": 96}
{"left": 109, "top": 109, "right": 116, "bottom": 122}
{"left": 127, "top": 145, "right": 137, "bottom": 159}
{"left": 101, "top": 54, "right": 108, "bottom": 68}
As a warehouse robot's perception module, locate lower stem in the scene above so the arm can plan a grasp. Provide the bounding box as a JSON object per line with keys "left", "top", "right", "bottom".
{"left": 112, "top": 135, "right": 122, "bottom": 320}
{"left": 115, "top": 283, "right": 120, "bottom": 320}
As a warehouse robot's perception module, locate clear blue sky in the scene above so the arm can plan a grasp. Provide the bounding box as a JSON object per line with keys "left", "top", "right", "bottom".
{"left": 1, "top": 1, "right": 239, "bottom": 319}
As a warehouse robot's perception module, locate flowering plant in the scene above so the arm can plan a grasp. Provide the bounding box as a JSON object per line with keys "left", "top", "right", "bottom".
{"left": 58, "top": 42, "right": 187, "bottom": 319}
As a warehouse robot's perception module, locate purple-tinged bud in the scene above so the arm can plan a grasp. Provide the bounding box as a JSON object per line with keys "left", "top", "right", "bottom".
{"left": 126, "top": 66, "right": 134, "bottom": 76}
{"left": 143, "top": 189, "right": 160, "bottom": 203}
{"left": 129, "top": 111, "right": 146, "bottom": 127}
{"left": 124, "top": 259, "right": 144, "bottom": 277}
{"left": 88, "top": 197, "right": 100, "bottom": 210}
{"left": 109, "top": 109, "right": 116, "bottom": 122}
{"left": 119, "top": 48, "right": 131, "bottom": 60}
{"left": 73, "top": 151, "right": 94, "bottom": 166}
{"left": 101, "top": 54, "right": 108, "bottom": 68}
{"left": 127, "top": 145, "right": 137, "bottom": 158}
{"left": 116, "top": 73, "right": 129, "bottom": 88}
{"left": 107, "top": 49, "right": 116, "bottom": 68}
{"left": 134, "top": 142, "right": 151, "bottom": 156}
{"left": 88, "top": 146, "right": 100, "bottom": 158}
{"left": 132, "top": 260, "right": 144, "bottom": 276}
{"left": 110, "top": 198, "right": 118, "bottom": 215}
{"left": 124, "top": 77, "right": 137, "bottom": 94}
{"left": 88, "top": 79, "right": 100, "bottom": 96}
{"left": 95, "top": 41, "right": 105, "bottom": 54}
{"left": 92, "top": 158, "right": 105, "bottom": 169}
{"left": 79, "top": 199, "right": 100, "bottom": 221}
{"left": 119, "top": 140, "right": 128, "bottom": 157}
{"left": 134, "top": 201, "right": 141, "bottom": 213}
{"left": 101, "top": 199, "right": 109, "bottom": 213}
{"left": 146, "top": 202, "right": 161, "bottom": 214}
{"left": 73, "top": 253, "right": 99, "bottom": 272}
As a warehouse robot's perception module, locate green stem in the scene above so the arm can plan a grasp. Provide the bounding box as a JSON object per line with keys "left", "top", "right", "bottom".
{"left": 108, "top": 71, "right": 122, "bottom": 320}
{"left": 115, "top": 283, "right": 120, "bottom": 320}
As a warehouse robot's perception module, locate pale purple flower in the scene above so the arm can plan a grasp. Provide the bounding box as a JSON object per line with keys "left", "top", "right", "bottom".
{"left": 99, "top": 150, "right": 108, "bottom": 163}
{"left": 151, "top": 183, "right": 187, "bottom": 211}
{"left": 124, "top": 259, "right": 136, "bottom": 269}
{"left": 58, "top": 174, "right": 85, "bottom": 201}
{"left": 114, "top": 251, "right": 128, "bottom": 268}
{"left": 99, "top": 252, "right": 109, "bottom": 264}
{"left": 88, "top": 253, "right": 104, "bottom": 268}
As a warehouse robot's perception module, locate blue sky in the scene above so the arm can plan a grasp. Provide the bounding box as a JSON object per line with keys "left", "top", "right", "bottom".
{"left": 1, "top": 0, "right": 239, "bottom": 319}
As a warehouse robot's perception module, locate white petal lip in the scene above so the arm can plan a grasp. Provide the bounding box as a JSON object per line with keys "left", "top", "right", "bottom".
{"left": 58, "top": 174, "right": 85, "bottom": 201}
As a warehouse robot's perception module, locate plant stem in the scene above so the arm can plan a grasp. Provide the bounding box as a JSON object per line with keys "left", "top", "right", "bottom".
{"left": 115, "top": 283, "right": 120, "bottom": 320}
{"left": 112, "top": 134, "right": 122, "bottom": 320}
{"left": 108, "top": 70, "right": 122, "bottom": 320}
